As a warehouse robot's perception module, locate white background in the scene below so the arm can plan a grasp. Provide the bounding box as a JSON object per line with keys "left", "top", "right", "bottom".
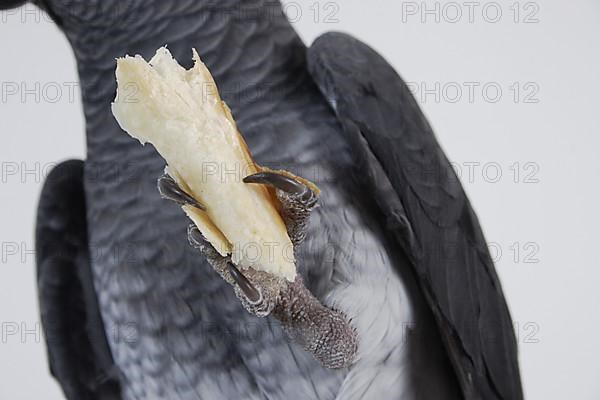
{"left": 1, "top": 0, "right": 599, "bottom": 398}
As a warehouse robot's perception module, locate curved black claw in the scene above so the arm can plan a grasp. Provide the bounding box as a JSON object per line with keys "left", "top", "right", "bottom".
{"left": 227, "top": 262, "right": 261, "bottom": 303}
{"left": 157, "top": 174, "right": 205, "bottom": 210}
{"left": 187, "top": 224, "right": 206, "bottom": 249}
{"left": 244, "top": 172, "right": 312, "bottom": 200}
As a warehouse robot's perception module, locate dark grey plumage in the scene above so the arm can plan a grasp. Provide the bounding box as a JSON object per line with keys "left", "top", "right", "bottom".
{"left": 35, "top": 160, "right": 121, "bottom": 399}
{"left": 307, "top": 33, "right": 523, "bottom": 400}
{"left": 1, "top": 0, "right": 522, "bottom": 399}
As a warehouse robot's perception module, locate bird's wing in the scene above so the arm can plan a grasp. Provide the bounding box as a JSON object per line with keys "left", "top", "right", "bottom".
{"left": 36, "top": 160, "right": 122, "bottom": 400}
{"left": 307, "top": 32, "right": 523, "bottom": 400}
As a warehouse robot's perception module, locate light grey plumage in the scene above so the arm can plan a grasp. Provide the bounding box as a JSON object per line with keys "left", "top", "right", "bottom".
{"left": 1, "top": 0, "right": 522, "bottom": 399}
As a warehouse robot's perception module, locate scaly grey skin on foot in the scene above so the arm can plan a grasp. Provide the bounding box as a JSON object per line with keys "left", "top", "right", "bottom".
{"left": 159, "top": 171, "right": 358, "bottom": 369}
{"left": 273, "top": 275, "right": 358, "bottom": 369}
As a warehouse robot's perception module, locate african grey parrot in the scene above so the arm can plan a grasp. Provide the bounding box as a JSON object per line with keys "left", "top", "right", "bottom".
{"left": 3, "top": 0, "right": 523, "bottom": 399}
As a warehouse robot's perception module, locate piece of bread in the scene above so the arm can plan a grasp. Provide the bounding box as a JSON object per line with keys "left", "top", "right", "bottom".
{"left": 111, "top": 47, "right": 296, "bottom": 281}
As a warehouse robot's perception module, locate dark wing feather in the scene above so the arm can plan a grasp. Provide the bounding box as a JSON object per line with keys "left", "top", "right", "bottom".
{"left": 0, "top": 0, "right": 25, "bottom": 10}
{"left": 307, "top": 32, "right": 523, "bottom": 400}
{"left": 36, "top": 160, "right": 122, "bottom": 400}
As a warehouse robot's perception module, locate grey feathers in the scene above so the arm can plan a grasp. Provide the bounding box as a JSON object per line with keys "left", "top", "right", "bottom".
{"left": 30, "top": 1, "right": 521, "bottom": 399}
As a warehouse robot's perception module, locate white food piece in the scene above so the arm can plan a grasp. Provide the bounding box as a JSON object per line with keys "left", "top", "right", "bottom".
{"left": 111, "top": 47, "right": 296, "bottom": 281}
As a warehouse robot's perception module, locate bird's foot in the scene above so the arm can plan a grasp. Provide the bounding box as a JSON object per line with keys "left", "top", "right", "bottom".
{"left": 243, "top": 170, "right": 318, "bottom": 245}
{"left": 157, "top": 170, "right": 358, "bottom": 369}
